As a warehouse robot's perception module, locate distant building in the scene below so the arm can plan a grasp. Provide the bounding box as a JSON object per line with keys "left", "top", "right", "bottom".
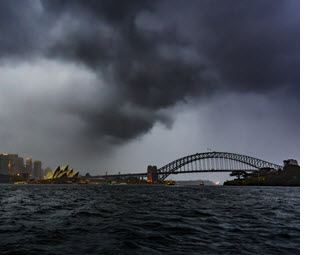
{"left": 0, "top": 154, "right": 28, "bottom": 176}
{"left": 1, "top": 154, "right": 47, "bottom": 180}
{"left": 33, "top": 160, "right": 43, "bottom": 179}
{"left": 0, "top": 154, "right": 21, "bottom": 175}
{"left": 16, "top": 157, "right": 24, "bottom": 175}
{"left": 7, "top": 154, "right": 18, "bottom": 175}
{"left": 21, "top": 173, "right": 30, "bottom": 182}
{"left": 25, "top": 157, "right": 32, "bottom": 176}
{"left": 48, "top": 165, "right": 80, "bottom": 183}
{"left": 283, "top": 159, "right": 299, "bottom": 167}
{"left": 0, "top": 154, "right": 9, "bottom": 175}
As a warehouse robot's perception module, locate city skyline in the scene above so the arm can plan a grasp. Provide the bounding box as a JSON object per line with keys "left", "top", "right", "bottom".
{"left": 0, "top": 153, "right": 45, "bottom": 179}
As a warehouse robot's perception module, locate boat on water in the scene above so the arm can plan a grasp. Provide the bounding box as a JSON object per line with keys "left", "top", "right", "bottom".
{"left": 110, "top": 182, "right": 127, "bottom": 185}
{"left": 166, "top": 180, "right": 176, "bottom": 185}
{"left": 13, "top": 181, "right": 27, "bottom": 184}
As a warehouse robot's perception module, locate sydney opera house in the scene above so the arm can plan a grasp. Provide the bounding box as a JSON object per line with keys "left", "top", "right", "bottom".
{"left": 34, "top": 165, "right": 82, "bottom": 184}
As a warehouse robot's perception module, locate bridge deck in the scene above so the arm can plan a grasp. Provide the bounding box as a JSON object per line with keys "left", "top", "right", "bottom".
{"left": 94, "top": 169, "right": 258, "bottom": 179}
{"left": 92, "top": 173, "right": 147, "bottom": 178}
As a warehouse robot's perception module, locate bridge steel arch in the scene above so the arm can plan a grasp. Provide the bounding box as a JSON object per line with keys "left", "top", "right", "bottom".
{"left": 157, "top": 152, "right": 283, "bottom": 181}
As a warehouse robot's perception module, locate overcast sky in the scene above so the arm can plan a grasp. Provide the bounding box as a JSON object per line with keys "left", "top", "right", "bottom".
{"left": 0, "top": 0, "right": 299, "bottom": 182}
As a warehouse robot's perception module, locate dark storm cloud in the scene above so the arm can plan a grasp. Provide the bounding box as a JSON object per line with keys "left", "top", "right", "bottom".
{"left": 0, "top": 0, "right": 299, "bottom": 144}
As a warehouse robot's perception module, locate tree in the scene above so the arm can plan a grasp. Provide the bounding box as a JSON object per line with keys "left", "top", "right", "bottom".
{"left": 230, "top": 170, "right": 249, "bottom": 180}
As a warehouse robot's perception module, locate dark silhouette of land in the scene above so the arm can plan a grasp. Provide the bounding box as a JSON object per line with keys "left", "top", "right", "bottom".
{"left": 224, "top": 164, "right": 300, "bottom": 186}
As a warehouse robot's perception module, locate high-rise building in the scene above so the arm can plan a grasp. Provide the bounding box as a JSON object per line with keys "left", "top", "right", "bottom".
{"left": 33, "top": 160, "right": 43, "bottom": 179}
{"left": 25, "top": 157, "right": 32, "bottom": 176}
{"left": 0, "top": 154, "right": 9, "bottom": 175}
{"left": 7, "top": 154, "right": 18, "bottom": 175}
{"left": 1, "top": 155, "right": 45, "bottom": 178}
{"left": 0, "top": 154, "right": 20, "bottom": 175}
{"left": 15, "top": 157, "right": 24, "bottom": 175}
{"left": 1, "top": 154, "right": 27, "bottom": 176}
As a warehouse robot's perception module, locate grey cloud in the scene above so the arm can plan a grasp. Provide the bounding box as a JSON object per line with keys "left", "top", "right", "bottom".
{"left": 0, "top": 0, "right": 299, "bottom": 160}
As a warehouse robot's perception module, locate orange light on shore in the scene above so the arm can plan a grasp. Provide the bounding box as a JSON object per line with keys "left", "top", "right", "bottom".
{"left": 215, "top": 181, "right": 220, "bottom": 185}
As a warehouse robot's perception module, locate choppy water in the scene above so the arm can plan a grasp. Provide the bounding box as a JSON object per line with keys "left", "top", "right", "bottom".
{"left": 0, "top": 185, "right": 299, "bottom": 255}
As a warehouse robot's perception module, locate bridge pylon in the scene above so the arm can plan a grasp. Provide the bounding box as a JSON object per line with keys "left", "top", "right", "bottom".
{"left": 147, "top": 165, "right": 158, "bottom": 183}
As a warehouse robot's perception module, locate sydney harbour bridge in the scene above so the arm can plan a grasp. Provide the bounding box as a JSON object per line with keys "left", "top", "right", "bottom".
{"left": 97, "top": 151, "right": 283, "bottom": 182}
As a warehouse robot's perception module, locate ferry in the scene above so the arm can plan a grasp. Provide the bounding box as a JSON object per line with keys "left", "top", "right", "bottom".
{"left": 166, "top": 180, "right": 176, "bottom": 185}
{"left": 13, "top": 181, "right": 27, "bottom": 184}
{"left": 110, "top": 182, "right": 127, "bottom": 185}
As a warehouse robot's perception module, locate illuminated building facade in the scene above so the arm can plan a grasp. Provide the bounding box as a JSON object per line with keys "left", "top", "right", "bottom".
{"left": 0, "top": 154, "right": 24, "bottom": 175}
{"left": 7, "top": 154, "right": 18, "bottom": 175}
{"left": 44, "top": 165, "right": 80, "bottom": 183}
{"left": 0, "top": 154, "right": 47, "bottom": 182}
{"left": 25, "top": 157, "right": 32, "bottom": 176}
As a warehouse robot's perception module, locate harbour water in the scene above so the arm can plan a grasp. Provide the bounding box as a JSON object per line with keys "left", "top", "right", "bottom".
{"left": 0, "top": 185, "right": 299, "bottom": 254}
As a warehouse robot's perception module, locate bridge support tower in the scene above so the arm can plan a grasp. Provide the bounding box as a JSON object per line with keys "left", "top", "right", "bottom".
{"left": 147, "top": 165, "right": 158, "bottom": 183}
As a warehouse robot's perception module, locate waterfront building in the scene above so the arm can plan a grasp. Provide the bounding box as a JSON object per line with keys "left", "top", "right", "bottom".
{"left": 0, "top": 154, "right": 9, "bottom": 175}
{"left": 33, "top": 165, "right": 81, "bottom": 184}
{"left": 33, "top": 160, "right": 43, "bottom": 179}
